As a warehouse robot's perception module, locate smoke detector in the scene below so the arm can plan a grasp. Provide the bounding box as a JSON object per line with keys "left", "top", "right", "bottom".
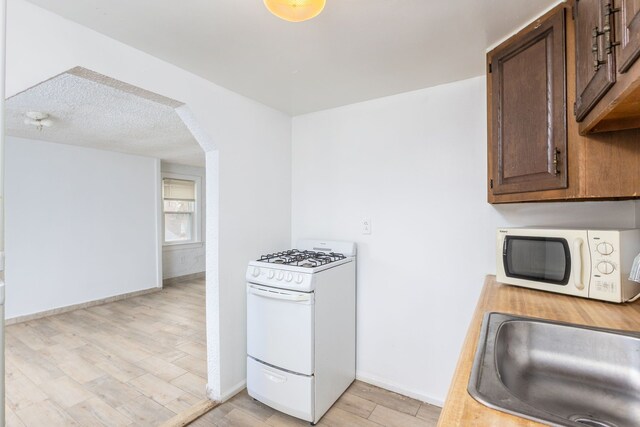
{"left": 24, "top": 111, "right": 53, "bottom": 131}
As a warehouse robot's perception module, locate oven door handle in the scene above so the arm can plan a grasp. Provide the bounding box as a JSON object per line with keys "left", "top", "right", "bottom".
{"left": 573, "top": 238, "right": 585, "bottom": 290}
{"left": 263, "top": 368, "right": 287, "bottom": 383}
{"left": 247, "top": 285, "right": 312, "bottom": 302}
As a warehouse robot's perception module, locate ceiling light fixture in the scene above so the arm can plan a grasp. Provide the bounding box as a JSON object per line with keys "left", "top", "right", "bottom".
{"left": 264, "top": 0, "right": 326, "bottom": 23}
{"left": 24, "top": 111, "right": 53, "bottom": 131}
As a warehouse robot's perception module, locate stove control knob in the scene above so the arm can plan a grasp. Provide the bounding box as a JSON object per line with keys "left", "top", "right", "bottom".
{"left": 295, "top": 274, "right": 304, "bottom": 284}
{"left": 276, "top": 271, "right": 284, "bottom": 281}
{"left": 597, "top": 242, "right": 614, "bottom": 255}
{"left": 285, "top": 273, "right": 293, "bottom": 282}
{"left": 267, "top": 270, "right": 275, "bottom": 279}
{"left": 252, "top": 267, "right": 260, "bottom": 277}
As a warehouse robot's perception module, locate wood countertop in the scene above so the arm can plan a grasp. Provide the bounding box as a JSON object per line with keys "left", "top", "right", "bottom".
{"left": 437, "top": 275, "right": 640, "bottom": 427}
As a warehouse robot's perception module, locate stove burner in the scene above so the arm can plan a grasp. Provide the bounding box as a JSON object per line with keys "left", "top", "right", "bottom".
{"left": 258, "top": 249, "right": 346, "bottom": 268}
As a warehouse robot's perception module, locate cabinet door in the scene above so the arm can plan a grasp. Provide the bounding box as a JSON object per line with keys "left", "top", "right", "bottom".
{"left": 490, "top": 10, "right": 567, "bottom": 195}
{"left": 618, "top": 0, "right": 640, "bottom": 72}
{"left": 575, "top": 0, "right": 616, "bottom": 120}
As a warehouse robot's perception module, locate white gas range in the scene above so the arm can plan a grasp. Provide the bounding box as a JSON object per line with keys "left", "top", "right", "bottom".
{"left": 246, "top": 239, "right": 356, "bottom": 424}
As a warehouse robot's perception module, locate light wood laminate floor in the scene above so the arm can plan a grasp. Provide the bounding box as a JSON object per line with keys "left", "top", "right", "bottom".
{"left": 5, "top": 278, "right": 207, "bottom": 426}
{"left": 5, "top": 277, "right": 442, "bottom": 426}
{"left": 190, "top": 381, "right": 441, "bottom": 427}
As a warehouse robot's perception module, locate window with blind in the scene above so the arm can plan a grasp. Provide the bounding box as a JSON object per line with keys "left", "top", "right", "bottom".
{"left": 163, "top": 178, "right": 196, "bottom": 243}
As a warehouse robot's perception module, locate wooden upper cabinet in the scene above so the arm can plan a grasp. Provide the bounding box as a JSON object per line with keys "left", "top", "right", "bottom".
{"left": 489, "top": 10, "right": 567, "bottom": 195}
{"left": 574, "top": 0, "right": 616, "bottom": 121}
{"left": 618, "top": 0, "right": 640, "bottom": 72}
{"left": 488, "top": 2, "right": 640, "bottom": 204}
{"left": 575, "top": 0, "right": 640, "bottom": 132}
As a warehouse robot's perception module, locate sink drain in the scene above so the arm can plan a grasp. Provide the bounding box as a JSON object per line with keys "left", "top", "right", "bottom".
{"left": 569, "top": 415, "right": 618, "bottom": 427}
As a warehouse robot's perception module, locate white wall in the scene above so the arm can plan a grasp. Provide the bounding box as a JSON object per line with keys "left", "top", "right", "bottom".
{"left": 7, "top": 0, "right": 292, "bottom": 400}
{"left": 5, "top": 136, "right": 161, "bottom": 319}
{"left": 14, "top": 0, "right": 636, "bottom": 406}
{"left": 291, "top": 76, "right": 638, "bottom": 405}
{"left": 161, "top": 162, "right": 206, "bottom": 280}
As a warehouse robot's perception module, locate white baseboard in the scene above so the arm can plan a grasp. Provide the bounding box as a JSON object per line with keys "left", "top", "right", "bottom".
{"left": 163, "top": 271, "right": 205, "bottom": 285}
{"left": 356, "top": 371, "right": 444, "bottom": 407}
{"left": 212, "top": 380, "right": 246, "bottom": 403}
{"left": 209, "top": 374, "right": 443, "bottom": 408}
{"left": 6, "top": 287, "right": 161, "bottom": 325}
{"left": 205, "top": 384, "right": 217, "bottom": 401}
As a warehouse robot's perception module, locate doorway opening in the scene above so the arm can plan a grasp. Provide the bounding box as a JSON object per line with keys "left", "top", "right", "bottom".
{"left": 3, "top": 67, "right": 220, "bottom": 424}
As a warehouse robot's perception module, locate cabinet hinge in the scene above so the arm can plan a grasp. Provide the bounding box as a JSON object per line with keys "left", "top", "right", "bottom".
{"left": 488, "top": 62, "right": 492, "bottom": 73}
{"left": 553, "top": 148, "right": 561, "bottom": 175}
{"left": 573, "top": 101, "right": 577, "bottom": 116}
{"left": 490, "top": 179, "right": 494, "bottom": 189}
{"left": 571, "top": 5, "right": 576, "bottom": 20}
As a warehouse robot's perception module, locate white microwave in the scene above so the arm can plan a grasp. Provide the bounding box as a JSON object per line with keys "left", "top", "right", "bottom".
{"left": 496, "top": 228, "right": 640, "bottom": 303}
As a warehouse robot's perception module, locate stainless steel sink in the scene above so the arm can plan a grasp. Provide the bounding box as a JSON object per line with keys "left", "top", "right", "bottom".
{"left": 468, "top": 312, "right": 640, "bottom": 427}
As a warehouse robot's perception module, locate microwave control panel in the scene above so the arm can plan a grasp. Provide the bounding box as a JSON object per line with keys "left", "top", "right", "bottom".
{"left": 588, "top": 230, "right": 630, "bottom": 302}
{"left": 589, "top": 231, "right": 620, "bottom": 301}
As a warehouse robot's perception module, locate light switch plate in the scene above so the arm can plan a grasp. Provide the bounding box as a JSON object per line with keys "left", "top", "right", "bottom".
{"left": 362, "top": 218, "right": 371, "bottom": 235}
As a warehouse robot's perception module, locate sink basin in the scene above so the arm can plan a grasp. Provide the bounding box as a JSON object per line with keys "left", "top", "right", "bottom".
{"left": 468, "top": 312, "right": 640, "bottom": 427}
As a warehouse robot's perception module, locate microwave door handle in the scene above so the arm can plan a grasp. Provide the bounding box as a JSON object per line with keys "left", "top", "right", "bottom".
{"left": 573, "top": 238, "right": 585, "bottom": 290}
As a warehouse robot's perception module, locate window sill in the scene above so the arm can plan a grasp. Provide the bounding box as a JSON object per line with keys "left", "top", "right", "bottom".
{"left": 163, "top": 242, "right": 205, "bottom": 252}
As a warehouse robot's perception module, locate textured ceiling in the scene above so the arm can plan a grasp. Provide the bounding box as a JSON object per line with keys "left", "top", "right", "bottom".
{"left": 6, "top": 68, "right": 205, "bottom": 167}
{"left": 22, "top": 0, "right": 560, "bottom": 115}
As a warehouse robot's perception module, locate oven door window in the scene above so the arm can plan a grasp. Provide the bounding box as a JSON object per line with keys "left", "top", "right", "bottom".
{"left": 504, "top": 236, "right": 571, "bottom": 285}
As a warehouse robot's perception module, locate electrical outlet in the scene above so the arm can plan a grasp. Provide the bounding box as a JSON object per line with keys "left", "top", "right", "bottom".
{"left": 362, "top": 218, "right": 372, "bottom": 235}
